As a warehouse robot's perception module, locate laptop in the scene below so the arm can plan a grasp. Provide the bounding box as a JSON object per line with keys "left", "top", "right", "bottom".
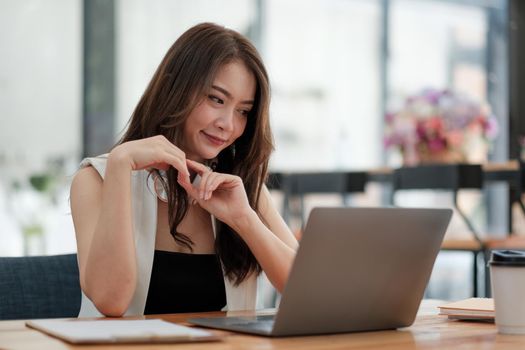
{"left": 188, "top": 207, "right": 452, "bottom": 337}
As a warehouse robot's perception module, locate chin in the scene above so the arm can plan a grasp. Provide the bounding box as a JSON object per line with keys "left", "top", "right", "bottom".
{"left": 198, "top": 148, "right": 222, "bottom": 161}
{"left": 193, "top": 142, "right": 230, "bottom": 161}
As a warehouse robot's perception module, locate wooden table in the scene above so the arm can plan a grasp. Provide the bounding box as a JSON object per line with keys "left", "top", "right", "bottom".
{"left": 1, "top": 301, "right": 524, "bottom": 349}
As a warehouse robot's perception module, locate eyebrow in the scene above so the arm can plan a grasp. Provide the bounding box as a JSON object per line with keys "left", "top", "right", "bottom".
{"left": 211, "top": 85, "right": 254, "bottom": 105}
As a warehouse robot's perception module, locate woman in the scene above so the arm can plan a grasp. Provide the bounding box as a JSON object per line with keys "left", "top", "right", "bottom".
{"left": 70, "top": 22, "right": 298, "bottom": 317}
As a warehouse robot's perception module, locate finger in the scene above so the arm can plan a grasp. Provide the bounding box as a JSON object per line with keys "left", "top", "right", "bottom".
{"left": 154, "top": 137, "right": 189, "bottom": 177}
{"left": 157, "top": 135, "right": 186, "bottom": 159}
{"left": 177, "top": 175, "right": 200, "bottom": 203}
{"left": 206, "top": 173, "right": 226, "bottom": 199}
{"left": 163, "top": 152, "right": 190, "bottom": 180}
{"left": 186, "top": 159, "right": 209, "bottom": 175}
{"left": 213, "top": 174, "right": 241, "bottom": 189}
{"left": 204, "top": 172, "right": 222, "bottom": 200}
{"left": 177, "top": 171, "right": 190, "bottom": 186}
{"left": 199, "top": 169, "right": 214, "bottom": 200}
{"left": 184, "top": 159, "right": 213, "bottom": 198}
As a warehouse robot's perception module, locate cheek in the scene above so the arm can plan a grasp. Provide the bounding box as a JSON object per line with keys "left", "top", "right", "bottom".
{"left": 187, "top": 103, "right": 212, "bottom": 129}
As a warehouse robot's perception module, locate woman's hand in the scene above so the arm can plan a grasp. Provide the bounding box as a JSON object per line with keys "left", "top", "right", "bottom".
{"left": 178, "top": 160, "right": 298, "bottom": 293}
{"left": 178, "top": 159, "right": 255, "bottom": 230}
{"left": 109, "top": 135, "right": 190, "bottom": 179}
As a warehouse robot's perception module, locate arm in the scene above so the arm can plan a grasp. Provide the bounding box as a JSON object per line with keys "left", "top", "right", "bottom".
{"left": 70, "top": 136, "right": 190, "bottom": 316}
{"left": 231, "top": 186, "right": 298, "bottom": 292}
{"left": 257, "top": 185, "right": 299, "bottom": 251}
{"left": 180, "top": 160, "right": 298, "bottom": 293}
{"left": 71, "top": 155, "right": 136, "bottom": 316}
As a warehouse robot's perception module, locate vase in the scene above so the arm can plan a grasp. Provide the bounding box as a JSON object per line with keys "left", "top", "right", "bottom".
{"left": 417, "top": 148, "right": 465, "bottom": 165}
{"left": 402, "top": 146, "right": 466, "bottom": 166}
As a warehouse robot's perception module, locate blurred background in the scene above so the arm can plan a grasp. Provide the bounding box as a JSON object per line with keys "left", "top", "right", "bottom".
{"left": 1, "top": 0, "right": 523, "bottom": 302}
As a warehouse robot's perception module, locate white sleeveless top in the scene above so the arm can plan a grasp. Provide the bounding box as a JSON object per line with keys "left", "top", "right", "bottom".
{"left": 77, "top": 154, "right": 259, "bottom": 317}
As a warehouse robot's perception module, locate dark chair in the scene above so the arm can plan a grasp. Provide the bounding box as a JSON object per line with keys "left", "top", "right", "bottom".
{"left": 510, "top": 160, "right": 525, "bottom": 221}
{"left": 391, "top": 164, "right": 483, "bottom": 241}
{"left": 0, "top": 254, "right": 81, "bottom": 320}
{"left": 268, "top": 171, "right": 368, "bottom": 227}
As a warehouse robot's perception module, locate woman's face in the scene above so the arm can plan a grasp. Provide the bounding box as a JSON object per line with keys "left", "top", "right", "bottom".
{"left": 180, "top": 60, "right": 256, "bottom": 163}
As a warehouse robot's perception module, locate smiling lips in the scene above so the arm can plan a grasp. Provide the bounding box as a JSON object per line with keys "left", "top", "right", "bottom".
{"left": 202, "top": 131, "right": 227, "bottom": 146}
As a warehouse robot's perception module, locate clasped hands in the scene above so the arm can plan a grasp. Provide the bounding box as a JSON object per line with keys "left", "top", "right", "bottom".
{"left": 177, "top": 159, "right": 255, "bottom": 228}
{"left": 111, "top": 136, "right": 255, "bottom": 229}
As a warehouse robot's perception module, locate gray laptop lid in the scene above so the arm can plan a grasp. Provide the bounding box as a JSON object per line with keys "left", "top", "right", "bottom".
{"left": 271, "top": 207, "right": 452, "bottom": 336}
{"left": 188, "top": 207, "right": 452, "bottom": 336}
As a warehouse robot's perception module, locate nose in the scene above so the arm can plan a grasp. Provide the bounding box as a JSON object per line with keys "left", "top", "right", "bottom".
{"left": 214, "top": 108, "right": 235, "bottom": 132}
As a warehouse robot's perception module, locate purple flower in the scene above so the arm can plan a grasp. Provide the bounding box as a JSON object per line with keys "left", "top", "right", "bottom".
{"left": 422, "top": 88, "right": 442, "bottom": 105}
{"left": 384, "top": 88, "right": 499, "bottom": 159}
{"left": 428, "top": 138, "right": 447, "bottom": 152}
{"left": 484, "top": 116, "right": 499, "bottom": 139}
{"left": 385, "top": 112, "right": 395, "bottom": 123}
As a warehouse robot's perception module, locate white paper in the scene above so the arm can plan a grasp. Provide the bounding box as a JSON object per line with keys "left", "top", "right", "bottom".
{"left": 26, "top": 319, "right": 214, "bottom": 343}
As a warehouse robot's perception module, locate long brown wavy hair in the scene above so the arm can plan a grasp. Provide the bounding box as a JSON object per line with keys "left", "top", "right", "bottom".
{"left": 116, "top": 23, "right": 273, "bottom": 285}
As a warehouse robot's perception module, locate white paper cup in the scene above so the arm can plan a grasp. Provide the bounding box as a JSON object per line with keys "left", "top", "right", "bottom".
{"left": 489, "top": 250, "right": 525, "bottom": 335}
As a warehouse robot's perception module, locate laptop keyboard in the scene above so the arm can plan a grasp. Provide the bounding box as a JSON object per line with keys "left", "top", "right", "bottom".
{"left": 253, "top": 315, "right": 276, "bottom": 321}
{"left": 188, "top": 314, "right": 277, "bottom": 334}
{"left": 228, "top": 315, "right": 275, "bottom": 331}
{"left": 231, "top": 322, "right": 274, "bottom": 332}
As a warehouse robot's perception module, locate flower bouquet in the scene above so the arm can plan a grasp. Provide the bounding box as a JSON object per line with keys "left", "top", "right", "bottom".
{"left": 384, "top": 88, "right": 498, "bottom": 165}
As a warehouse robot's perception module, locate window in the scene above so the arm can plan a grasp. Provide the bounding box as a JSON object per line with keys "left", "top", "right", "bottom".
{"left": 0, "top": 0, "right": 82, "bottom": 256}
{"left": 264, "top": 0, "right": 381, "bottom": 170}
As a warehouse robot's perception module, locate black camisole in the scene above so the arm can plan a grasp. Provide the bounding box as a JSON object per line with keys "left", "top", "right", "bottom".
{"left": 144, "top": 250, "right": 226, "bottom": 314}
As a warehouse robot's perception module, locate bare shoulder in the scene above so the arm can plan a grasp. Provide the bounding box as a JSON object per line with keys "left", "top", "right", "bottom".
{"left": 70, "top": 166, "right": 103, "bottom": 200}
{"left": 70, "top": 166, "right": 104, "bottom": 246}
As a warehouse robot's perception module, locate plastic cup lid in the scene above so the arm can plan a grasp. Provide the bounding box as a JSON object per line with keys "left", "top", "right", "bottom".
{"left": 489, "top": 250, "right": 525, "bottom": 267}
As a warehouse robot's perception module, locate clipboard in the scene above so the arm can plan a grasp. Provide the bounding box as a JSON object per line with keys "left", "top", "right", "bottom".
{"left": 26, "top": 319, "right": 222, "bottom": 344}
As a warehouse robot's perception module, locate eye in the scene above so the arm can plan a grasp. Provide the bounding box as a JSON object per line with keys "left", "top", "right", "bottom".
{"left": 239, "top": 109, "right": 251, "bottom": 117}
{"left": 208, "top": 95, "right": 224, "bottom": 104}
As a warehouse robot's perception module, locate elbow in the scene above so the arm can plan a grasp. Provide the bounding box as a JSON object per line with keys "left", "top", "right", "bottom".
{"left": 94, "top": 298, "right": 130, "bottom": 317}
{"left": 89, "top": 288, "right": 134, "bottom": 317}
{"left": 82, "top": 274, "right": 136, "bottom": 317}
{"left": 274, "top": 262, "right": 295, "bottom": 294}
{"left": 275, "top": 284, "right": 285, "bottom": 295}
{"left": 273, "top": 275, "right": 288, "bottom": 294}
